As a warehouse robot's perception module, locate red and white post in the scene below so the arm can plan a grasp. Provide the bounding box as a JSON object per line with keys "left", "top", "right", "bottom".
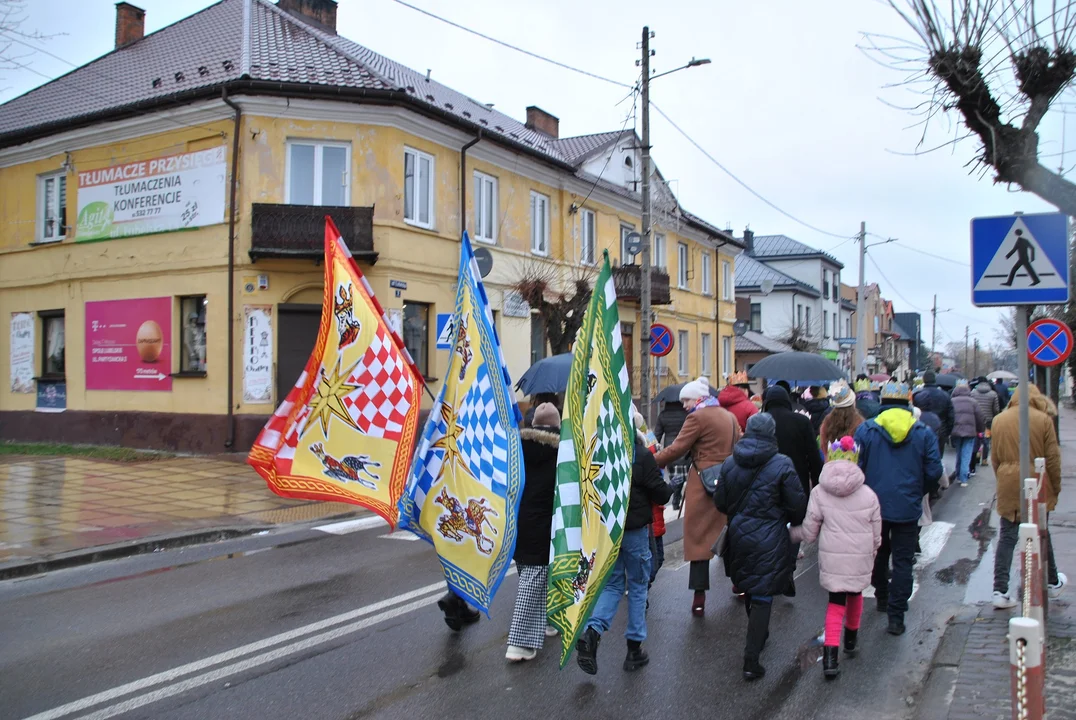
{"left": 1009, "top": 616, "right": 1045, "bottom": 720}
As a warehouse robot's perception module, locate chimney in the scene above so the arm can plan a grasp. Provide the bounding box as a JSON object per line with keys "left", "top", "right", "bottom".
{"left": 277, "top": 0, "right": 338, "bottom": 34}
{"left": 525, "top": 106, "right": 559, "bottom": 139}
{"left": 743, "top": 228, "right": 755, "bottom": 256}
{"left": 115, "top": 2, "right": 145, "bottom": 48}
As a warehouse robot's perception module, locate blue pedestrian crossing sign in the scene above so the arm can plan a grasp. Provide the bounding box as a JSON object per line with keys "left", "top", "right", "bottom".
{"left": 971, "top": 212, "right": 1069, "bottom": 307}
{"left": 435, "top": 313, "right": 454, "bottom": 349}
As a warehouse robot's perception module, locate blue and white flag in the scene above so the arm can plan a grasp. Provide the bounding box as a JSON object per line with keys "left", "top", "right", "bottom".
{"left": 399, "top": 232, "right": 523, "bottom": 613}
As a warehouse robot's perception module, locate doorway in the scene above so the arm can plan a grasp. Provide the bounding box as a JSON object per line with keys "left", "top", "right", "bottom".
{"left": 277, "top": 304, "right": 321, "bottom": 405}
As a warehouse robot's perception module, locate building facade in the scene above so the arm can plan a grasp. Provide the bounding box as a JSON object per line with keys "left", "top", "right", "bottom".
{"left": 0, "top": 0, "right": 740, "bottom": 452}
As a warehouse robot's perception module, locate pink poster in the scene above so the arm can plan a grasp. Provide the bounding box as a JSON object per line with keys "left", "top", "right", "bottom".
{"left": 85, "top": 297, "right": 173, "bottom": 391}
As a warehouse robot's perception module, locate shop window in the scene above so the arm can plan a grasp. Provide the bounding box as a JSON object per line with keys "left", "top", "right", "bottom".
{"left": 286, "top": 141, "right": 350, "bottom": 206}
{"left": 180, "top": 296, "right": 207, "bottom": 373}
{"left": 40, "top": 310, "right": 65, "bottom": 378}
{"left": 403, "top": 301, "right": 430, "bottom": 378}
{"left": 38, "top": 172, "right": 67, "bottom": 242}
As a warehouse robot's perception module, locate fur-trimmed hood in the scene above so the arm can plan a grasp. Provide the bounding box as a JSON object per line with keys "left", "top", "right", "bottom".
{"left": 520, "top": 427, "right": 560, "bottom": 447}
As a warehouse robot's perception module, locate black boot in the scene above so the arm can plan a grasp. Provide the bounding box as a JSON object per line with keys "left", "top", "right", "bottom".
{"left": 437, "top": 592, "right": 479, "bottom": 632}
{"left": 576, "top": 627, "right": 600, "bottom": 675}
{"left": 843, "top": 628, "right": 859, "bottom": 656}
{"left": 623, "top": 639, "right": 649, "bottom": 671}
{"left": 875, "top": 592, "right": 888, "bottom": 613}
{"left": 887, "top": 616, "right": 906, "bottom": 636}
{"left": 743, "top": 598, "right": 772, "bottom": 681}
{"left": 783, "top": 578, "right": 796, "bottom": 598}
{"left": 823, "top": 646, "right": 840, "bottom": 679}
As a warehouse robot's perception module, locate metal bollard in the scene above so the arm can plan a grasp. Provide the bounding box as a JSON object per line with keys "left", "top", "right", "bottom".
{"left": 1034, "top": 457, "right": 1050, "bottom": 621}
{"left": 1009, "top": 616, "right": 1045, "bottom": 720}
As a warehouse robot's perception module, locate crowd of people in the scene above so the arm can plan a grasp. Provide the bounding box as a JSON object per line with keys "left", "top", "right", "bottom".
{"left": 437, "top": 370, "right": 1067, "bottom": 682}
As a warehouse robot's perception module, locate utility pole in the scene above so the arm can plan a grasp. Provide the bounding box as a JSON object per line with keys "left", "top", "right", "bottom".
{"left": 855, "top": 221, "right": 867, "bottom": 375}
{"left": 964, "top": 325, "right": 969, "bottom": 375}
{"left": 639, "top": 26, "right": 653, "bottom": 425}
{"left": 974, "top": 338, "right": 980, "bottom": 378}
{"left": 931, "top": 295, "right": 938, "bottom": 359}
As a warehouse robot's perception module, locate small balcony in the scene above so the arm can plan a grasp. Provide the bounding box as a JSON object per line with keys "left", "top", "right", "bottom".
{"left": 612, "top": 264, "right": 672, "bottom": 305}
{"left": 250, "top": 204, "right": 377, "bottom": 262}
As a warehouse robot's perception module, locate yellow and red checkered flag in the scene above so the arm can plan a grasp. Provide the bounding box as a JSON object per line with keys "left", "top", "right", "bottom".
{"left": 248, "top": 218, "right": 423, "bottom": 528}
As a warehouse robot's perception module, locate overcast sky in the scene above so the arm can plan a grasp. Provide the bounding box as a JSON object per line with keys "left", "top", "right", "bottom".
{"left": 6, "top": 0, "right": 1074, "bottom": 357}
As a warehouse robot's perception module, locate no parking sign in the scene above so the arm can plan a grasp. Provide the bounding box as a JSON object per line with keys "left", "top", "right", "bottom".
{"left": 1027, "top": 318, "right": 1073, "bottom": 367}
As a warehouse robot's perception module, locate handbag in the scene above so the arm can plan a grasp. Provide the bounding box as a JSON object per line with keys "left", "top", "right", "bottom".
{"left": 710, "top": 465, "right": 764, "bottom": 557}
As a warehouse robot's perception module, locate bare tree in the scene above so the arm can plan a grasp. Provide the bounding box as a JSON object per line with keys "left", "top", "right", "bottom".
{"left": 0, "top": 1, "right": 49, "bottom": 83}
{"left": 870, "top": 1, "right": 1076, "bottom": 214}
{"left": 778, "top": 319, "right": 820, "bottom": 353}
{"left": 510, "top": 256, "right": 593, "bottom": 357}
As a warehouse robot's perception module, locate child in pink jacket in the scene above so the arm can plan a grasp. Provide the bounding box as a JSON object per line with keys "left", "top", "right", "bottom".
{"left": 791, "top": 436, "right": 881, "bottom": 680}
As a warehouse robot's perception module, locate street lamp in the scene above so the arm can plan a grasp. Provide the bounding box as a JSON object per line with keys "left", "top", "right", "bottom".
{"left": 638, "top": 27, "right": 710, "bottom": 424}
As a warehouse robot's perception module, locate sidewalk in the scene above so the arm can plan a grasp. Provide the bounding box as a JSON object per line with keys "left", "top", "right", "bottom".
{"left": 0, "top": 454, "right": 362, "bottom": 579}
{"left": 918, "top": 406, "right": 1076, "bottom": 719}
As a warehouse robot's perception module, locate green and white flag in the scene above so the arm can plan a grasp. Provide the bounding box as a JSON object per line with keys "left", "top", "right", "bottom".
{"left": 547, "top": 250, "right": 634, "bottom": 667}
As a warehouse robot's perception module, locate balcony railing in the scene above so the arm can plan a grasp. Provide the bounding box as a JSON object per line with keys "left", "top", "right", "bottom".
{"left": 612, "top": 264, "right": 672, "bottom": 305}
{"left": 250, "top": 204, "right": 377, "bottom": 262}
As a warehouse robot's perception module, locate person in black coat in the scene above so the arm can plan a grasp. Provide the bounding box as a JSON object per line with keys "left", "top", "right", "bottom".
{"left": 505, "top": 403, "right": 561, "bottom": 662}
{"left": 913, "top": 371, "right": 955, "bottom": 462}
{"left": 654, "top": 400, "right": 690, "bottom": 509}
{"left": 576, "top": 420, "right": 672, "bottom": 675}
{"left": 762, "top": 386, "right": 823, "bottom": 494}
{"left": 714, "top": 412, "right": 807, "bottom": 681}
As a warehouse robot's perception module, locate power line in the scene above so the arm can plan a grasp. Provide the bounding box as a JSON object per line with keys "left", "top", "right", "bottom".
{"left": 867, "top": 232, "right": 968, "bottom": 266}
{"left": 649, "top": 101, "right": 852, "bottom": 241}
{"left": 865, "top": 251, "right": 927, "bottom": 312}
{"left": 576, "top": 92, "right": 638, "bottom": 211}
{"left": 390, "top": 0, "right": 632, "bottom": 88}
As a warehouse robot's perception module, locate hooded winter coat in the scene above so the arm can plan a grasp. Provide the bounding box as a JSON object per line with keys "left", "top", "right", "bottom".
{"left": 991, "top": 384, "right": 1061, "bottom": 523}
{"left": 653, "top": 402, "right": 689, "bottom": 465}
{"left": 913, "top": 384, "right": 955, "bottom": 442}
{"left": 854, "top": 406, "right": 944, "bottom": 523}
{"left": 950, "top": 385, "right": 986, "bottom": 439}
{"left": 718, "top": 384, "right": 759, "bottom": 432}
{"left": 994, "top": 381, "right": 1011, "bottom": 410}
{"left": 626, "top": 438, "right": 673, "bottom": 531}
{"left": 791, "top": 460, "right": 882, "bottom": 593}
{"left": 802, "top": 397, "right": 832, "bottom": 435}
{"left": 514, "top": 427, "right": 560, "bottom": 565}
{"left": 713, "top": 432, "right": 807, "bottom": 596}
{"left": 762, "top": 386, "right": 824, "bottom": 494}
{"left": 856, "top": 393, "right": 882, "bottom": 420}
{"left": 971, "top": 383, "right": 1001, "bottom": 429}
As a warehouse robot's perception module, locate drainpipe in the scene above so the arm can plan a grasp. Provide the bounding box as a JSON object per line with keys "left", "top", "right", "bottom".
{"left": 459, "top": 131, "right": 482, "bottom": 237}
{"left": 222, "top": 90, "right": 241, "bottom": 449}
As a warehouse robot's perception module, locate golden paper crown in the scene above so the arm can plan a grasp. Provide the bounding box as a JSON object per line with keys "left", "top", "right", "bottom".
{"left": 728, "top": 371, "right": 750, "bottom": 386}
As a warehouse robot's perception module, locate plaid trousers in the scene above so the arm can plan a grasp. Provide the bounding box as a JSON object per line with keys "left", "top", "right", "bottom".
{"left": 508, "top": 564, "right": 549, "bottom": 649}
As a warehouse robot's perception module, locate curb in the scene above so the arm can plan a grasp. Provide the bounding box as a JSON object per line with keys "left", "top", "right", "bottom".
{"left": 0, "top": 526, "right": 269, "bottom": 581}
{"left": 915, "top": 606, "right": 981, "bottom": 720}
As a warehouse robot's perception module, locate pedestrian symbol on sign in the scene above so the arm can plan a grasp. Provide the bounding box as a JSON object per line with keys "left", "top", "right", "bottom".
{"left": 973, "top": 217, "right": 1065, "bottom": 293}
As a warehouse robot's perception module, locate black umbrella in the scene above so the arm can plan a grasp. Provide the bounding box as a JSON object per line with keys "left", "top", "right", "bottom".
{"left": 655, "top": 382, "right": 721, "bottom": 404}
{"left": 515, "top": 353, "right": 572, "bottom": 395}
{"left": 933, "top": 374, "right": 958, "bottom": 389}
{"left": 745, "top": 351, "right": 846, "bottom": 384}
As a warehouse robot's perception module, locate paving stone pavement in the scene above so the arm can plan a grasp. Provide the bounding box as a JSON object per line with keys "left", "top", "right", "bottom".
{"left": 0, "top": 455, "right": 361, "bottom": 570}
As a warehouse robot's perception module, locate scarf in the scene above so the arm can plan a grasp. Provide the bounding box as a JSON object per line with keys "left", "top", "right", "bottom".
{"left": 691, "top": 396, "right": 721, "bottom": 413}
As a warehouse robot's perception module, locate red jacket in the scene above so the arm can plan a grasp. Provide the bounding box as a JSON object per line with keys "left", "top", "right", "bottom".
{"left": 718, "top": 384, "right": 758, "bottom": 432}
{"left": 651, "top": 504, "right": 666, "bottom": 537}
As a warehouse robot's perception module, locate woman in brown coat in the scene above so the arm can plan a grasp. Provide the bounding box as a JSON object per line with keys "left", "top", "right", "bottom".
{"left": 654, "top": 376, "right": 740, "bottom": 616}
{"left": 990, "top": 383, "right": 1066, "bottom": 606}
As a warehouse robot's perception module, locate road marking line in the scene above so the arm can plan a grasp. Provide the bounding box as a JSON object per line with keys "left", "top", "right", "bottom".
{"left": 862, "top": 521, "right": 954, "bottom": 601}
{"left": 313, "top": 516, "right": 387, "bottom": 535}
{"left": 70, "top": 594, "right": 444, "bottom": 720}
{"left": 378, "top": 532, "right": 420, "bottom": 541}
{"left": 20, "top": 580, "right": 447, "bottom": 720}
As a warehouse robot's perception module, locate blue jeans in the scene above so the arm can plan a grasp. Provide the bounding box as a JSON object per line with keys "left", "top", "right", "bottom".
{"left": 587, "top": 527, "right": 652, "bottom": 642}
{"left": 955, "top": 436, "right": 976, "bottom": 483}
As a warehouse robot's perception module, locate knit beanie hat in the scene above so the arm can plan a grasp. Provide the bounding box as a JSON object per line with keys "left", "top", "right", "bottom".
{"left": 679, "top": 375, "right": 711, "bottom": 402}
{"left": 531, "top": 402, "right": 561, "bottom": 429}
{"left": 746, "top": 412, "right": 776, "bottom": 438}
{"left": 828, "top": 380, "right": 855, "bottom": 409}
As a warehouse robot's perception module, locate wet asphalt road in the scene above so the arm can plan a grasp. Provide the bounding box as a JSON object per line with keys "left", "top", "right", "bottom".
{"left": 0, "top": 466, "right": 1002, "bottom": 720}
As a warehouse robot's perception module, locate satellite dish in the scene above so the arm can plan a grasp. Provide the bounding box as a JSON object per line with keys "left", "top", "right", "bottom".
{"left": 733, "top": 320, "right": 749, "bottom": 336}
{"left": 473, "top": 247, "right": 493, "bottom": 278}
{"left": 760, "top": 278, "right": 775, "bottom": 295}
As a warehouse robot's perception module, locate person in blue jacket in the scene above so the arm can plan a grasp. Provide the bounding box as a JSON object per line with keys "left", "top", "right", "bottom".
{"left": 853, "top": 382, "right": 943, "bottom": 637}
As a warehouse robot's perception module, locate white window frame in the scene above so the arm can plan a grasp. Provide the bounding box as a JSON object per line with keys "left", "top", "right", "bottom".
{"left": 721, "top": 260, "right": 732, "bottom": 301}
{"left": 653, "top": 233, "right": 667, "bottom": 270}
{"left": 530, "top": 191, "right": 550, "bottom": 256}
{"left": 472, "top": 170, "right": 497, "bottom": 244}
{"left": 677, "top": 242, "right": 689, "bottom": 289}
{"left": 37, "top": 171, "right": 67, "bottom": 242}
{"left": 701, "top": 253, "right": 713, "bottom": 296}
{"left": 701, "top": 332, "right": 712, "bottom": 377}
{"left": 722, "top": 336, "right": 732, "bottom": 377}
{"left": 285, "top": 140, "right": 351, "bottom": 206}
{"left": 403, "top": 146, "right": 435, "bottom": 229}
{"left": 678, "top": 330, "right": 689, "bottom": 375}
{"left": 580, "top": 209, "right": 596, "bottom": 265}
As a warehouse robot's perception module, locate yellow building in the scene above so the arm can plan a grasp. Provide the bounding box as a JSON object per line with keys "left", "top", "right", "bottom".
{"left": 0, "top": 0, "right": 741, "bottom": 452}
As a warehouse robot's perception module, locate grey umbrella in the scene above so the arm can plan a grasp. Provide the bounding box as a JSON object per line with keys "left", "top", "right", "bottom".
{"left": 514, "top": 353, "right": 572, "bottom": 395}
{"left": 745, "top": 351, "right": 846, "bottom": 384}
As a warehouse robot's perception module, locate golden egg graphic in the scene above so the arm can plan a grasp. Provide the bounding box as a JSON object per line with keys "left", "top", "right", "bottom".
{"left": 136, "top": 320, "right": 163, "bottom": 362}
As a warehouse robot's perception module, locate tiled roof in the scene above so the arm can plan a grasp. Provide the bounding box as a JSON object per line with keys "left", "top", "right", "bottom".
{"left": 734, "top": 253, "right": 820, "bottom": 297}
{"left": 0, "top": 0, "right": 735, "bottom": 243}
{"left": 891, "top": 319, "right": 912, "bottom": 340}
{"left": 736, "top": 331, "right": 791, "bottom": 354}
{"left": 751, "top": 234, "right": 844, "bottom": 268}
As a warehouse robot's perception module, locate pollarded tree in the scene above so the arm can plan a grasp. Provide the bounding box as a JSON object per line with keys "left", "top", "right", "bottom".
{"left": 871, "top": 1, "right": 1076, "bottom": 215}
